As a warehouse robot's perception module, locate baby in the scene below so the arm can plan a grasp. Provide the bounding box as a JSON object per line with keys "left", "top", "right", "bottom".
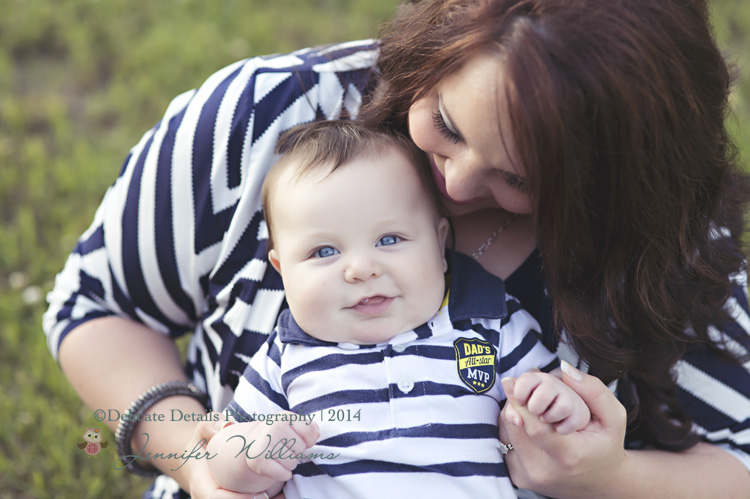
{"left": 206, "top": 121, "right": 590, "bottom": 498}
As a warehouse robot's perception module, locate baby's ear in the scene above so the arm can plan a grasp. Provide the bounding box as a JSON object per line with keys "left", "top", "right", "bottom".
{"left": 437, "top": 218, "right": 450, "bottom": 272}
{"left": 269, "top": 249, "right": 281, "bottom": 274}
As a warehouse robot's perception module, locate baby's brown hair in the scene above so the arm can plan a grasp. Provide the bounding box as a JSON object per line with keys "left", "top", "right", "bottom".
{"left": 262, "top": 120, "right": 444, "bottom": 252}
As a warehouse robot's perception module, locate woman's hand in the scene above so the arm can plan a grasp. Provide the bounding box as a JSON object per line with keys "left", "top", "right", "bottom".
{"left": 498, "top": 361, "right": 629, "bottom": 498}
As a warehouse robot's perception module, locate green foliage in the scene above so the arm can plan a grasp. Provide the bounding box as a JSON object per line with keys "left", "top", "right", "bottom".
{"left": 1, "top": 0, "right": 746, "bottom": 497}
{"left": 710, "top": 0, "right": 750, "bottom": 164}
{"left": 0, "top": 1, "right": 398, "bottom": 497}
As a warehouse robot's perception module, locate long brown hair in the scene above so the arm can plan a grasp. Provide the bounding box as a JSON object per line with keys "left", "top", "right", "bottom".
{"left": 363, "top": 0, "right": 750, "bottom": 450}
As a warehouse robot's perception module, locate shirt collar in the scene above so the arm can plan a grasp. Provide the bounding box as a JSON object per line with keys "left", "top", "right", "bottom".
{"left": 444, "top": 249, "right": 508, "bottom": 321}
{"left": 277, "top": 308, "right": 340, "bottom": 347}
{"left": 277, "top": 249, "right": 508, "bottom": 346}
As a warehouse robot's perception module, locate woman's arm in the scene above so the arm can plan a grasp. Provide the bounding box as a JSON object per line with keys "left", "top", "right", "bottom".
{"left": 58, "top": 317, "right": 206, "bottom": 490}
{"left": 59, "top": 318, "right": 264, "bottom": 498}
{"left": 500, "top": 362, "right": 750, "bottom": 498}
{"left": 44, "top": 41, "right": 380, "bottom": 497}
{"left": 45, "top": 78, "right": 217, "bottom": 492}
{"left": 616, "top": 443, "right": 749, "bottom": 499}
{"left": 44, "top": 54, "right": 284, "bottom": 495}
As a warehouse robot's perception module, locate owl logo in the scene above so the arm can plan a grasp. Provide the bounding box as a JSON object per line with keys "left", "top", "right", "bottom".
{"left": 77, "top": 427, "right": 108, "bottom": 457}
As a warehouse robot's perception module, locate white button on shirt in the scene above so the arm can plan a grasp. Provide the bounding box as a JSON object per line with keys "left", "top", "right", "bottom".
{"left": 392, "top": 343, "right": 407, "bottom": 353}
{"left": 397, "top": 377, "right": 414, "bottom": 393}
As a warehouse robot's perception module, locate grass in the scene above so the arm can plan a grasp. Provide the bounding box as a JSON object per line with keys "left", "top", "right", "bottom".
{"left": 0, "top": 1, "right": 747, "bottom": 497}
{"left": 0, "top": 2, "right": 399, "bottom": 497}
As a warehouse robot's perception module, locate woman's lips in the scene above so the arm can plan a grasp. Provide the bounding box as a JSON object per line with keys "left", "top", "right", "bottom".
{"left": 350, "top": 296, "right": 393, "bottom": 316}
{"left": 427, "top": 154, "right": 483, "bottom": 205}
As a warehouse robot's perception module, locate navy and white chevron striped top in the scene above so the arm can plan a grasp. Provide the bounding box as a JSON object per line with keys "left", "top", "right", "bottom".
{"left": 42, "top": 41, "right": 750, "bottom": 497}
{"left": 225, "top": 251, "right": 558, "bottom": 498}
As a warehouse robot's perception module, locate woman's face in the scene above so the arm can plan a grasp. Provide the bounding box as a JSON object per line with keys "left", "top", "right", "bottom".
{"left": 408, "top": 53, "right": 533, "bottom": 216}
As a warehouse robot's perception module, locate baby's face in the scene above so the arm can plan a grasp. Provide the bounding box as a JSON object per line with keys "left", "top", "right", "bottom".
{"left": 269, "top": 146, "right": 449, "bottom": 345}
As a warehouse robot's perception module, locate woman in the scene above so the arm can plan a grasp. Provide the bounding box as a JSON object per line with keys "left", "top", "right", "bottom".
{"left": 45, "top": 0, "right": 750, "bottom": 497}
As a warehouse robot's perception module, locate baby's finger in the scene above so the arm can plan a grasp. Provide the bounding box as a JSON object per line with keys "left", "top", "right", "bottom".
{"left": 277, "top": 433, "right": 313, "bottom": 472}
{"left": 525, "top": 383, "right": 560, "bottom": 417}
{"left": 538, "top": 393, "right": 574, "bottom": 425}
{"left": 248, "top": 454, "right": 294, "bottom": 482}
{"left": 554, "top": 401, "right": 591, "bottom": 435}
{"left": 194, "top": 420, "right": 218, "bottom": 444}
{"left": 258, "top": 424, "right": 315, "bottom": 473}
{"left": 552, "top": 417, "right": 580, "bottom": 436}
{"left": 195, "top": 412, "right": 230, "bottom": 443}
{"left": 290, "top": 419, "right": 320, "bottom": 448}
{"left": 511, "top": 372, "right": 546, "bottom": 406}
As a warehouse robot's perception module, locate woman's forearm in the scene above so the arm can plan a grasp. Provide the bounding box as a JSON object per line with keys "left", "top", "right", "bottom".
{"left": 601, "top": 443, "right": 750, "bottom": 499}
{"left": 58, "top": 316, "right": 203, "bottom": 489}
{"left": 59, "top": 317, "right": 187, "bottom": 424}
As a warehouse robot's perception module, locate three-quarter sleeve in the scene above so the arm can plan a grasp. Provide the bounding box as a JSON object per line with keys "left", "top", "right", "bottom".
{"left": 674, "top": 273, "right": 750, "bottom": 469}
{"left": 43, "top": 41, "right": 380, "bottom": 362}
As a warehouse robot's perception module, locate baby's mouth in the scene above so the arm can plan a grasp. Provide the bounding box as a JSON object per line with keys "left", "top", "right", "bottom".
{"left": 351, "top": 295, "right": 393, "bottom": 315}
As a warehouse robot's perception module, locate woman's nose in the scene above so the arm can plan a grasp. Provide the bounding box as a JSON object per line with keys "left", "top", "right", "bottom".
{"left": 344, "top": 256, "right": 382, "bottom": 283}
{"left": 443, "top": 156, "right": 484, "bottom": 201}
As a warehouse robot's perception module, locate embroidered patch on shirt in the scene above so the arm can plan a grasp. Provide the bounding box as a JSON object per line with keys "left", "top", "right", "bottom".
{"left": 454, "top": 338, "right": 496, "bottom": 394}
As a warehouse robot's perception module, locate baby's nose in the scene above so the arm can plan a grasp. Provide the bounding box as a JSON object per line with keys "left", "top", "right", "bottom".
{"left": 343, "top": 257, "right": 382, "bottom": 283}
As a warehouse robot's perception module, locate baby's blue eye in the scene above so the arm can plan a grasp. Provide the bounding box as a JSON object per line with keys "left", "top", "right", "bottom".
{"left": 376, "top": 235, "right": 401, "bottom": 247}
{"left": 314, "top": 246, "right": 339, "bottom": 258}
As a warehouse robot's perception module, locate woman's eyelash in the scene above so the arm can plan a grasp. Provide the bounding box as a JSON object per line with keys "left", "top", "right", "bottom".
{"left": 431, "top": 107, "right": 528, "bottom": 193}
{"left": 505, "top": 173, "right": 528, "bottom": 192}
{"left": 432, "top": 111, "right": 461, "bottom": 144}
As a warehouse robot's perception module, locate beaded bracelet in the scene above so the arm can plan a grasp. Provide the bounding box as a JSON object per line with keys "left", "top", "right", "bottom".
{"left": 115, "top": 381, "right": 209, "bottom": 476}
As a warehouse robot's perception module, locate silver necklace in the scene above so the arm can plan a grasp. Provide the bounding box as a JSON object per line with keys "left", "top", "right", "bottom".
{"left": 472, "top": 213, "right": 518, "bottom": 260}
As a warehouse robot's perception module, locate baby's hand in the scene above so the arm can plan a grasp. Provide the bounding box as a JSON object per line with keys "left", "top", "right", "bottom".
{"left": 207, "top": 411, "right": 320, "bottom": 494}
{"left": 244, "top": 411, "right": 320, "bottom": 482}
{"left": 506, "top": 369, "right": 591, "bottom": 435}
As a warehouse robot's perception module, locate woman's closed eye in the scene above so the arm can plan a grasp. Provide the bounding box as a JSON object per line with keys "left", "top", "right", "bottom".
{"left": 500, "top": 171, "right": 529, "bottom": 194}
{"left": 313, "top": 246, "right": 339, "bottom": 258}
{"left": 376, "top": 235, "right": 402, "bottom": 247}
{"left": 504, "top": 172, "right": 528, "bottom": 193}
{"left": 433, "top": 114, "right": 529, "bottom": 193}
{"left": 432, "top": 110, "right": 461, "bottom": 144}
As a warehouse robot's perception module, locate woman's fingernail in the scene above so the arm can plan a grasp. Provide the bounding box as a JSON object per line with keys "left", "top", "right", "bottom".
{"left": 501, "top": 376, "right": 515, "bottom": 393}
{"left": 561, "top": 360, "right": 583, "bottom": 381}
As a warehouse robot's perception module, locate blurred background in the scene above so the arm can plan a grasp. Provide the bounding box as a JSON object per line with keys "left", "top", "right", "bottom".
{"left": 0, "top": 0, "right": 747, "bottom": 497}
